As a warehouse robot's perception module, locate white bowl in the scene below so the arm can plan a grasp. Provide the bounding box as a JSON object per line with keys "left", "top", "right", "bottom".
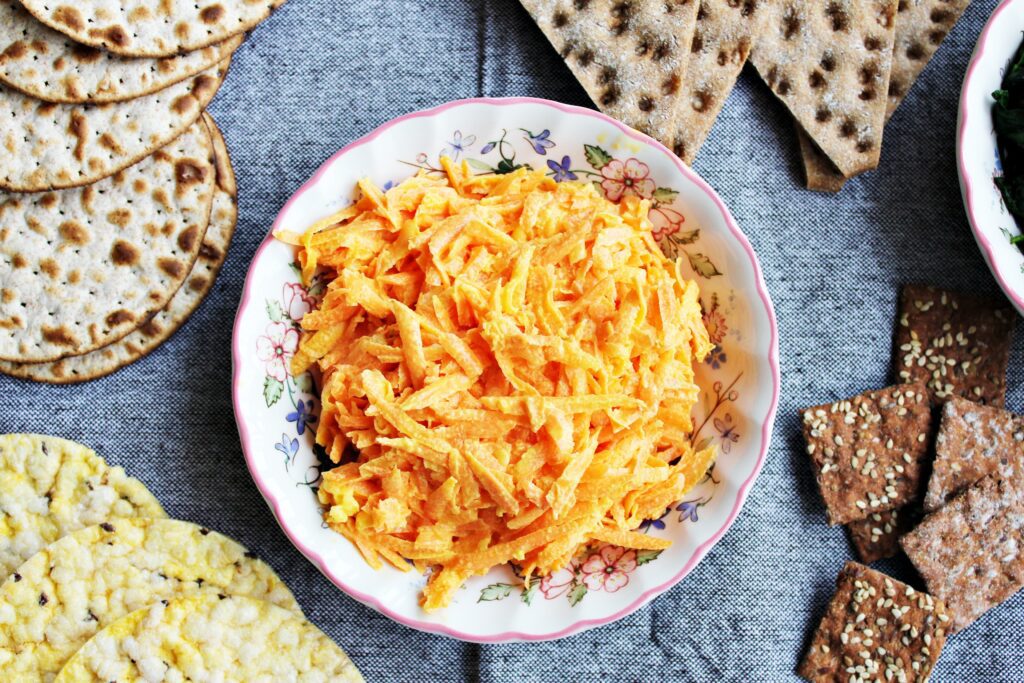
{"left": 232, "top": 97, "right": 779, "bottom": 642}
{"left": 958, "top": 0, "right": 1024, "bottom": 315}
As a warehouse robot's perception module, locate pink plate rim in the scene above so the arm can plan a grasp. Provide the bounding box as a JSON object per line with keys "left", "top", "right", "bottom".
{"left": 231, "top": 96, "right": 781, "bottom": 642}
{"left": 957, "top": 0, "right": 1024, "bottom": 314}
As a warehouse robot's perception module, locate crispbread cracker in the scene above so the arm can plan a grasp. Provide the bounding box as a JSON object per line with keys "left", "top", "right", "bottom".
{"left": 800, "top": 383, "right": 932, "bottom": 526}
{"left": 901, "top": 475, "right": 1024, "bottom": 631}
{"left": 671, "top": 0, "right": 772, "bottom": 163}
{"left": 0, "top": 434, "right": 165, "bottom": 580}
{"left": 0, "top": 120, "right": 216, "bottom": 363}
{"left": 0, "top": 0, "right": 241, "bottom": 104}
{"left": 924, "top": 397, "right": 1024, "bottom": 511}
{"left": 57, "top": 594, "right": 364, "bottom": 683}
{"left": 0, "top": 58, "right": 228, "bottom": 192}
{"left": 751, "top": 0, "right": 899, "bottom": 177}
{"left": 19, "top": 0, "right": 285, "bottom": 58}
{"left": 0, "top": 115, "right": 236, "bottom": 383}
{"left": 798, "top": 0, "right": 972, "bottom": 192}
{"left": 798, "top": 562, "right": 950, "bottom": 682}
{"left": 0, "top": 518, "right": 300, "bottom": 680}
{"left": 520, "top": 0, "right": 698, "bottom": 148}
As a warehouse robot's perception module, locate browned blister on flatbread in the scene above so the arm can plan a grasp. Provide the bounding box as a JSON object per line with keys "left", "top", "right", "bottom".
{"left": 0, "top": 59, "right": 229, "bottom": 192}
{"left": 671, "top": 0, "right": 772, "bottom": 163}
{"left": 893, "top": 285, "right": 1015, "bottom": 407}
{"left": 752, "top": 0, "right": 899, "bottom": 177}
{"left": 0, "top": 0, "right": 241, "bottom": 104}
{"left": 901, "top": 475, "right": 1024, "bottom": 631}
{"left": 520, "top": 0, "right": 699, "bottom": 148}
{"left": 846, "top": 506, "right": 915, "bottom": 564}
{"left": 798, "top": 0, "right": 972, "bottom": 192}
{"left": 0, "top": 115, "right": 235, "bottom": 382}
{"left": 923, "top": 397, "right": 1024, "bottom": 511}
{"left": 19, "top": 0, "right": 284, "bottom": 58}
{"left": 800, "top": 383, "right": 932, "bottom": 526}
{"left": 797, "top": 561, "right": 950, "bottom": 682}
{"left": 0, "top": 121, "right": 215, "bottom": 363}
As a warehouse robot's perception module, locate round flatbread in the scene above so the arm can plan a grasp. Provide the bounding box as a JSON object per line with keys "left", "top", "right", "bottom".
{"left": 0, "top": 114, "right": 237, "bottom": 382}
{"left": 0, "top": 518, "right": 301, "bottom": 681}
{"left": 18, "top": 0, "right": 286, "bottom": 58}
{"left": 0, "top": 0, "right": 242, "bottom": 104}
{"left": 0, "top": 434, "right": 165, "bottom": 580}
{"left": 0, "top": 120, "right": 216, "bottom": 363}
{"left": 57, "top": 594, "right": 364, "bottom": 683}
{"left": 0, "top": 58, "right": 228, "bottom": 192}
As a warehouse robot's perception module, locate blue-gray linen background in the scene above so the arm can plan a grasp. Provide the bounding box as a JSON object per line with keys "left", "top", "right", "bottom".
{"left": 1, "top": 0, "right": 1021, "bottom": 680}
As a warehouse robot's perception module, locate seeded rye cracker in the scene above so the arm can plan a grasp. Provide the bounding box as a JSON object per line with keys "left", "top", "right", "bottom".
{"left": 846, "top": 507, "right": 916, "bottom": 564}
{"left": 923, "top": 397, "right": 1024, "bottom": 512}
{"left": 0, "top": 114, "right": 237, "bottom": 383}
{"left": 801, "top": 382, "right": 932, "bottom": 526}
{"left": 0, "top": 120, "right": 215, "bottom": 364}
{"left": 519, "top": 0, "right": 699, "bottom": 149}
{"left": 0, "top": 434, "right": 165, "bottom": 580}
{"left": 798, "top": 0, "right": 973, "bottom": 192}
{"left": 901, "top": 475, "right": 1024, "bottom": 631}
{"left": 751, "top": 0, "right": 899, "bottom": 177}
{"left": 798, "top": 561, "right": 950, "bottom": 683}
{"left": 0, "top": 58, "right": 228, "bottom": 192}
{"left": 19, "top": 0, "right": 285, "bottom": 58}
{"left": 0, "top": 0, "right": 242, "bottom": 104}
{"left": 0, "top": 518, "right": 299, "bottom": 680}
{"left": 894, "top": 284, "right": 1015, "bottom": 407}
{"left": 57, "top": 594, "right": 364, "bottom": 683}
{"left": 671, "top": 0, "right": 772, "bottom": 163}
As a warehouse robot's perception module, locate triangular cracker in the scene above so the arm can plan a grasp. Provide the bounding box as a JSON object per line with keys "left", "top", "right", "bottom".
{"left": 672, "top": 0, "right": 773, "bottom": 164}
{"left": 798, "top": 0, "right": 971, "bottom": 192}
{"left": 751, "top": 0, "right": 899, "bottom": 177}
{"left": 520, "top": 0, "right": 699, "bottom": 148}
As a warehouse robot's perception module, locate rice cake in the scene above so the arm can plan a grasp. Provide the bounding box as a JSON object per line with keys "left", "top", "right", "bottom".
{"left": 797, "top": 561, "right": 950, "bottom": 682}
{"left": 19, "top": 0, "right": 285, "bottom": 58}
{"left": 901, "top": 475, "right": 1024, "bottom": 631}
{"left": 0, "top": 518, "right": 300, "bottom": 681}
{"left": 798, "top": 0, "right": 973, "bottom": 192}
{"left": 0, "top": 0, "right": 242, "bottom": 104}
{"left": 0, "top": 120, "right": 215, "bottom": 363}
{"left": 671, "top": 0, "right": 772, "bottom": 164}
{"left": 845, "top": 506, "right": 913, "bottom": 564}
{"left": 0, "top": 114, "right": 236, "bottom": 383}
{"left": 56, "top": 594, "right": 363, "bottom": 683}
{"left": 923, "top": 397, "right": 1024, "bottom": 512}
{"left": 893, "top": 284, "right": 1015, "bottom": 407}
{"left": 0, "top": 434, "right": 164, "bottom": 580}
{"left": 800, "top": 383, "right": 932, "bottom": 526}
{"left": 752, "top": 0, "right": 899, "bottom": 177}
{"left": 0, "top": 59, "right": 228, "bottom": 192}
{"left": 520, "top": 0, "right": 698, "bottom": 149}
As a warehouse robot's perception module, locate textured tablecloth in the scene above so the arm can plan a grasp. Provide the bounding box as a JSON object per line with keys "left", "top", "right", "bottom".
{"left": 2, "top": 0, "right": 1021, "bottom": 680}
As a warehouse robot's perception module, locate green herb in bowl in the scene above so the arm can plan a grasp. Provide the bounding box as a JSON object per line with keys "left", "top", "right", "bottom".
{"left": 993, "top": 39, "right": 1024, "bottom": 245}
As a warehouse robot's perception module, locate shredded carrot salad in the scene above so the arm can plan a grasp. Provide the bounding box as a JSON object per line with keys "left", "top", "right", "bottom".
{"left": 276, "top": 161, "right": 714, "bottom": 610}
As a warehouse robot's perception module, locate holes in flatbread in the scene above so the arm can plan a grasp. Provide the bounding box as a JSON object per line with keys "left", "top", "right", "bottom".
{"left": 898, "top": 0, "right": 907, "bottom": 11}
{"left": 691, "top": 90, "right": 713, "bottom": 113}
{"left": 661, "top": 75, "right": 680, "bottom": 95}
{"left": 601, "top": 84, "right": 621, "bottom": 106}
{"left": 856, "top": 139, "right": 873, "bottom": 153}
{"left": 820, "top": 53, "right": 836, "bottom": 72}
{"left": 930, "top": 8, "right": 952, "bottom": 24}
{"left": 575, "top": 48, "right": 595, "bottom": 67}
{"left": 859, "top": 89, "right": 875, "bottom": 101}
{"left": 652, "top": 41, "right": 672, "bottom": 62}
{"left": 573, "top": 0, "right": 590, "bottom": 9}
{"left": 776, "top": 77, "right": 791, "bottom": 96}
{"left": 727, "top": 0, "right": 757, "bottom": 16}
{"left": 859, "top": 63, "right": 879, "bottom": 85}
{"left": 638, "top": 95, "right": 655, "bottom": 112}
{"left": 889, "top": 79, "right": 905, "bottom": 98}
{"left": 782, "top": 10, "right": 800, "bottom": 39}
{"left": 825, "top": 2, "right": 849, "bottom": 31}
{"left": 928, "top": 30, "right": 946, "bottom": 45}
{"left": 864, "top": 36, "right": 883, "bottom": 51}
{"left": 809, "top": 71, "right": 826, "bottom": 89}
{"left": 815, "top": 107, "right": 832, "bottom": 123}
{"left": 610, "top": 1, "right": 635, "bottom": 36}
{"left": 839, "top": 119, "right": 856, "bottom": 138}
{"left": 691, "top": 32, "right": 703, "bottom": 53}
{"left": 906, "top": 42, "right": 925, "bottom": 60}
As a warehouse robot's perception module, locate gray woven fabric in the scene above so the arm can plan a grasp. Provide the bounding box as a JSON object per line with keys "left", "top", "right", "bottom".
{"left": 1, "top": 0, "right": 1020, "bottom": 680}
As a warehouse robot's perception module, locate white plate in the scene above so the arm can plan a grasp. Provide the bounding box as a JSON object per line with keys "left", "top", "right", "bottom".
{"left": 958, "top": 0, "right": 1024, "bottom": 315}
{"left": 232, "top": 97, "right": 779, "bottom": 642}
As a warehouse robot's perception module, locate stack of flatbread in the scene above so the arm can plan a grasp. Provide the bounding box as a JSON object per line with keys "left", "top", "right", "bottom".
{"left": 518, "top": 0, "right": 971, "bottom": 188}
{"left": 0, "top": 0, "right": 282, "bottom": 382}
